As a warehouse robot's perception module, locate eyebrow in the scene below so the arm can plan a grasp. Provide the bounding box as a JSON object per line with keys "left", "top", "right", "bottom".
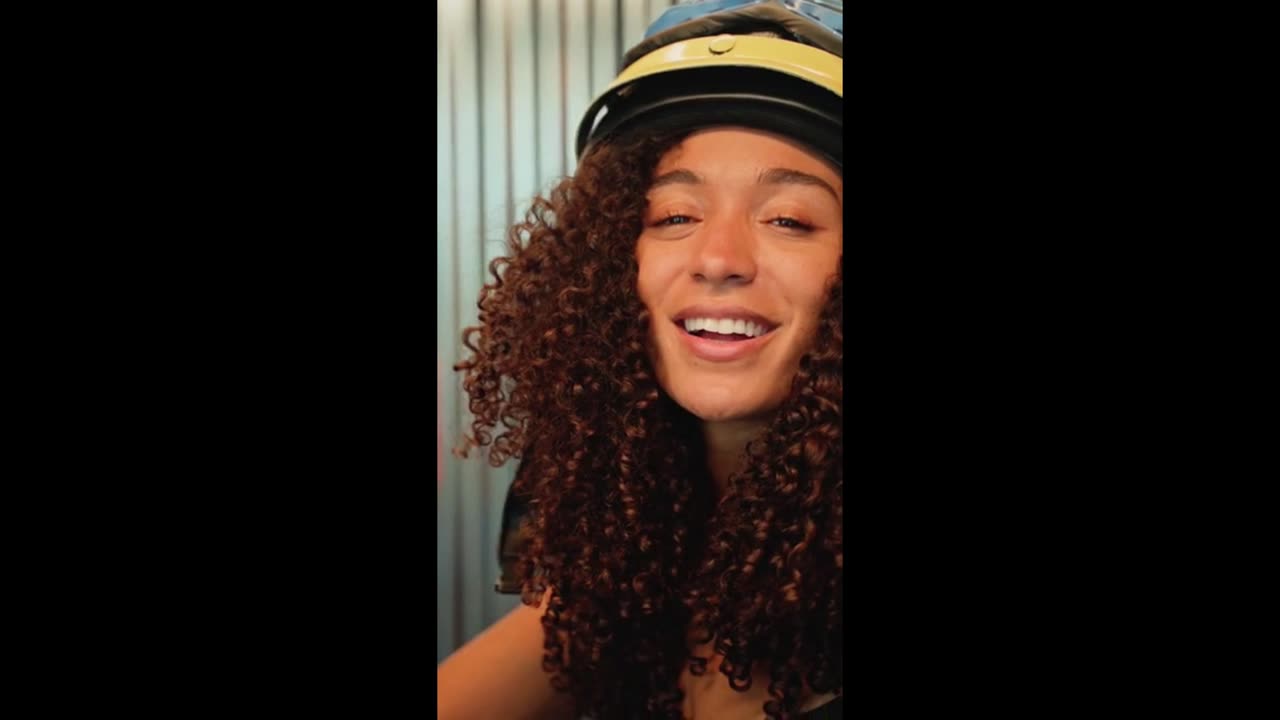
{"left": 758, "top": 167, "right": 841, "bottom": 202}
{"left": 648, "top": 167, "right": 841, "bottom": 202}
{"left": 649, "top": 169, "right": 702, "bottom": 190}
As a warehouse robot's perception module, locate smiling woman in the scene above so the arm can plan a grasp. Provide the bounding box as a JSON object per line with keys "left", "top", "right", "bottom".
{"left": 638, "top": 128, "right": 842, "bottom": 427}
{"left": 438, "top": 2, "right": 843, "bottom": 719}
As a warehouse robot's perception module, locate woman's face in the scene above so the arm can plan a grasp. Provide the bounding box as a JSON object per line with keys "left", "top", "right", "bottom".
{"left": 636, "top": 127, "right": 843, "bottom": 423}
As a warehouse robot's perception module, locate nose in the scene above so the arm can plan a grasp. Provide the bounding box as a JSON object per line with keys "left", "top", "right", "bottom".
{"left": 690, "top": 215, "right": 757, "bottom": 286}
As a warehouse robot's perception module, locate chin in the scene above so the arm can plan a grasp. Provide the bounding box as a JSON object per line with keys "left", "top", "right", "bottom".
{"left": 669, "top": 387, "right": 778, "bottom": 423}
{"left": 685, "top": 404, "right": 749, "bottom": 422}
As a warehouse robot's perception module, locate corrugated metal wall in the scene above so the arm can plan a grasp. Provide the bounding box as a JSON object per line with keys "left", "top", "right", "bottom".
{"left": 436, "top": 0, "right": 679, "bottom": 663}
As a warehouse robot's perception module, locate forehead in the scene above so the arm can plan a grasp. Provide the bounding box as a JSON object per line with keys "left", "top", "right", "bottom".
{"left": 654, "top": 127, "right": 842, "bottom": 191}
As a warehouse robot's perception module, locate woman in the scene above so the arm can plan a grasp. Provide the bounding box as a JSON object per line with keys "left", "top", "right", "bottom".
{"left": 439, "top": 3, "right": 843, "bottom": 718}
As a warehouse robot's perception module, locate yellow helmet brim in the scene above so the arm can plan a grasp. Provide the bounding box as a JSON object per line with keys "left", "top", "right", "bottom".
{"left": 608, "top": 34, "right": 842, "bottom": 100}
{"left": 576, "top": 34, "right": 843, "bottom": 167}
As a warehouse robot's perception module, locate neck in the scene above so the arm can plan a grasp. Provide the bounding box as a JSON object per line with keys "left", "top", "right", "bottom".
{"left": 701, "top": 418, "right": 769, "bottom": 500}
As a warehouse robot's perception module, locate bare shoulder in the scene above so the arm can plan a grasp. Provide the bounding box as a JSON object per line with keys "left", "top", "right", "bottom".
{"left": 437, "top": 591, "right": 574, "bottom": 720}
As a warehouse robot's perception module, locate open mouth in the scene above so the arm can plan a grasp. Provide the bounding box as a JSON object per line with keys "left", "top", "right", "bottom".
{"left": 674, "top": 316, "right": 777, "bottom": 342}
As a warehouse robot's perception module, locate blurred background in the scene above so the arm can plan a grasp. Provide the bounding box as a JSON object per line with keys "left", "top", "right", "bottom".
{"left": 436, "top": 0, "right": 681, "bottom": 663}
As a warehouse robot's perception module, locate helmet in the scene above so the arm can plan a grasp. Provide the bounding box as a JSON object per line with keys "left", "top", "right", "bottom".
{"left": 575, "top": 0, "right": 843, "bottom": 169}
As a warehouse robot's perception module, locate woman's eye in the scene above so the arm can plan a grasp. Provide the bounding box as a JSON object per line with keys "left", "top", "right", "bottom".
{"left": 769, "top": 216, "right": 814, "bottom": 231}
{"left": 656, "top": 214, "right": 695, "bottom": 226}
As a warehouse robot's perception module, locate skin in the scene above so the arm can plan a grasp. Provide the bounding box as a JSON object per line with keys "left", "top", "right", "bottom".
{"left": 637, "top": 127, "right": 843, "bottom": 494}
{"left": 438, "top": 128, "right": 843, "bottom": 720}
{"left": 437, "top": 591, "right": 574, "bottom": 720}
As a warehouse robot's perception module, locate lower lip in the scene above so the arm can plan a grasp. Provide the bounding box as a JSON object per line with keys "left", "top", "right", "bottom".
{"left": 674, "top": 324, "right": 775, "bottom": 362}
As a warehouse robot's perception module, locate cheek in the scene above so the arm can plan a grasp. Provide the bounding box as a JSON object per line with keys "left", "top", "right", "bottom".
{"left": 798, "top": 286, "right": 831, "bottom": 327}
{"left": 634, "top": 243, "right": 682, "bottom": 313}
{"left": 777, "top": 257, "right": 839, "bottom": 343}
{"left": 635, "top": 272, "right": 658, "bottom": 314}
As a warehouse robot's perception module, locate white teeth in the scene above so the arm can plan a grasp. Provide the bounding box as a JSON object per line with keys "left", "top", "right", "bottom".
{"left": 681, "top": 317, "right": 771, "bottom": 337}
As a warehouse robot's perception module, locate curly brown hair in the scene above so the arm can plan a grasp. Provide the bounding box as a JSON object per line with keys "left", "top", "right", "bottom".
{"left": 455, "top": 130, "right": 843, "bottom": 720}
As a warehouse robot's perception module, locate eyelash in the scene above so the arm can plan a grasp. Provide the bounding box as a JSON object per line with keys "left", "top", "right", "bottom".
{"left": 655, "top": 213, "right": 695, "bottom": 226}
{"left": 653, "top": 214, "right": 814, "bottom": 231}
{"left": 770, "top": 217, "right": 814, "bottom": 231}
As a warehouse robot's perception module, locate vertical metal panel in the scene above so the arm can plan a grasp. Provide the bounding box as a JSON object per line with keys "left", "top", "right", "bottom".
{"left": 435, "top": 0, "right": 457, "bottom": 665}
{"left": 537, "top": 0, "right": 565, "bottom": 183}
{"left": 440, "top": 0, "right": 487, "bottom": 661}
{"left": 476, "top": 0, "right": 508, "bottom": 633}
{"left": 437, "top": 0, "right": 678, "bottom": 663}
{"left": 460, "top": 0, "right": 489, "bottom": 649}
{"left": 561, "top": 0, "right": 593, "bottom": 176}
{"left": 591, "top": 0, "right": 617, "bottom": 89}
{"left": 508, "top": 1, "right": 540, "bottom": 217}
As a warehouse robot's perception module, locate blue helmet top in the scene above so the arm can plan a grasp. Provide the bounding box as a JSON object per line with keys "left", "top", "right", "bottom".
{"left": 645, "top": 0, "right": 843, "bottom": 40}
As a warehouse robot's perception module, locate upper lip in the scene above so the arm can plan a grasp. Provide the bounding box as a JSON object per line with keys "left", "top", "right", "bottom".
{"left": 672, "top": 305, "right": 779, "bottom": 331}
